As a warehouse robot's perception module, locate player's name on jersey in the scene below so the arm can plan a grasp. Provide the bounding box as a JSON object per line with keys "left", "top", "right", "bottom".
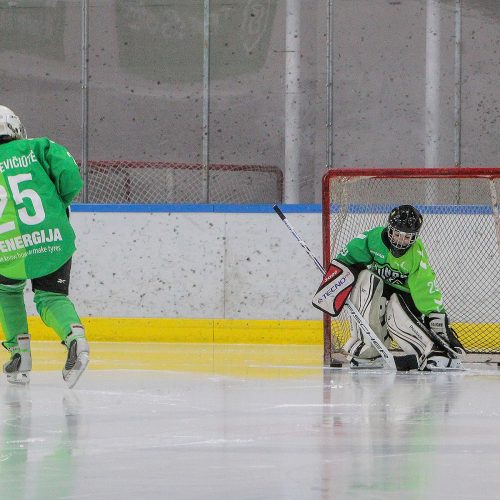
{"left": 0, "top": 228, "right": 62, "bottom": 253}
{"left": 0, "top": 151, "right": 37, "bottom": 173}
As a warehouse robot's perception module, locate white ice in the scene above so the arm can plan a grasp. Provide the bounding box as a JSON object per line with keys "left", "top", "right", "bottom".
{"left": 0, "top": 347, "right": 499, "bottom": 500}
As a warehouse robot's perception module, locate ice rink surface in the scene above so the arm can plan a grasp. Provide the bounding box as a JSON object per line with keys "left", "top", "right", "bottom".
{"left": 1, "top": 343, "right": 499, "bottom": 500}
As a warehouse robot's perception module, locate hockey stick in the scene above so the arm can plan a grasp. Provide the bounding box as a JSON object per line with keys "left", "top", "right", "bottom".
{"left": 272, "top": 204, "right": 396, "bottom": 370}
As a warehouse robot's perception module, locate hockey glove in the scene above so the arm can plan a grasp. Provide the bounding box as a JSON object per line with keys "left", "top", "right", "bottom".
{"left": 426, "top": 312, "right": 448, "bottom": 338}
{"left": 425, "top": 312, "right": 464, "bottom": 353}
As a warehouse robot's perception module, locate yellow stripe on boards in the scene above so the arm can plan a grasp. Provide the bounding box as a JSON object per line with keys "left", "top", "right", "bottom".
{"left": 213, "top": 319, "right": 323, "bottom": 344}
{"left": 27, "top": 317, "right": 324, "bottom": 344}
{"left": 28, "top": 317, "right": 214, "bottom": 343}
{"left": 451, "top": 322, "right": 500, "bottom": 351}
{"left": 25, "top": 317, "right": 500, "bottom": 350}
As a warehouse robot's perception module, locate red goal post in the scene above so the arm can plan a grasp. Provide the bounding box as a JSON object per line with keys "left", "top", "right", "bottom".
{"left": 322, "top": 167, "right": 500, "bottom": 365}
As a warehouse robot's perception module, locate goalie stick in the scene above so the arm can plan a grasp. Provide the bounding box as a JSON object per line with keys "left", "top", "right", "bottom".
{"left": 272, "top": 204, "right": 397, "bottom": 370}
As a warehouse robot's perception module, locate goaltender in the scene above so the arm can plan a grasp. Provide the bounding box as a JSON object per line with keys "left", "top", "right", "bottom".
{"left": 313, "top": 205, "right": 464, "bottom": 370}
{"left": 0, "top": 105, "right": 89, "bottom": 387}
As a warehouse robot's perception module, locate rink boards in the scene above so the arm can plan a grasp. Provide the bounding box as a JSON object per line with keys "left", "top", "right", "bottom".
{"left": 27, "top": 316, "right": 500, "bottom": 352}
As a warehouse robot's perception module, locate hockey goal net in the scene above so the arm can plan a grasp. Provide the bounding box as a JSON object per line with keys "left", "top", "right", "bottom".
{"left": 322, "top": 167, "right": 500, "bottom": 365}
{"left": 77, "top": 161, "right": 283, "bottom": 204}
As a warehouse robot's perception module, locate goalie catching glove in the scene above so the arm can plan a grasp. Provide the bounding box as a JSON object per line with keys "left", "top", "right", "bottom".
{"left": 312, "top": 260, "right": 356, "bottom": 317}
{"left": 424, "top": 312, "right": 464, "bottom": 354}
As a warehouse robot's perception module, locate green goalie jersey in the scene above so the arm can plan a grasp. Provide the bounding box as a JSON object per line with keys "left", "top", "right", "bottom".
{"left": 0, "top": 137, "right": 82, "bottom": 279}
{"left": 336, "top": 226, "right": 444, "bottom": 316}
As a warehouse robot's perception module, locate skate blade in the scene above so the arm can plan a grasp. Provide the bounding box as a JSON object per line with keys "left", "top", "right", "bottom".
{"left": 349, "top": 365, "right": 385, "bottom": 370}
{"left": 426, "top": 367, "right": 465, "bottom": 372}
{"left": 63, "top": 352, "right": 89, "bottom": 389}
{"left": 6, "top": 372, "right": 30, "bottom": 385}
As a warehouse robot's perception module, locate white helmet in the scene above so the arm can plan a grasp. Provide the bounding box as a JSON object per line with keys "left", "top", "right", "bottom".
{"left": 0, "top": 106, "right": 27, "bottom": 141}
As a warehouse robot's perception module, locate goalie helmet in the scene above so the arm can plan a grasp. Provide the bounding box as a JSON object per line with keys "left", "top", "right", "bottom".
{"left": 387, "top": 205, "right": 423, "bottom": 257}
{"left": 0, "top": 106, "right": 27, "bottom": 142}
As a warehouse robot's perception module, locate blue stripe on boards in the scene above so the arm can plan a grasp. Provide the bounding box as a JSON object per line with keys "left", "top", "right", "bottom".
{"left": 71, "top": 203, "right": 492, "bottom": 215}
{"left": 330, "top": 204, "right": 493, "bottom": 215}
{"left": 71, "top": 203, "right": 322, "bottom": 213}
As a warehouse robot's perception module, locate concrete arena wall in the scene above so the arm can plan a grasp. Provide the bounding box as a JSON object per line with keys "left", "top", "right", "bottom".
{"left": 24, "top": 207, "right": 497, "bottom": 343}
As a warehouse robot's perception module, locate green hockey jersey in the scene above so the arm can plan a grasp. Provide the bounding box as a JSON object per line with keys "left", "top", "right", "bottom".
{"left": 0, "top": 137, "right": 82, "bottom": 279}
{"left": 336, "top": 226, "right": 444, "bottom": 315}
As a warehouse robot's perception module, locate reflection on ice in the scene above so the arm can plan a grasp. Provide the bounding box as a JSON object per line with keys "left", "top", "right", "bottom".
{"left": 0, "top": 343, "right": 498, "bottom": 499}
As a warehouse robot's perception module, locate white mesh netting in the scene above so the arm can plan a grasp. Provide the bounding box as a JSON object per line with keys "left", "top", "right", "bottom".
{"left": 76, "top": 161, "right": 283, "bottom": 204}
{"left": 322, "top": 168, "right": 500, "bottom": 362}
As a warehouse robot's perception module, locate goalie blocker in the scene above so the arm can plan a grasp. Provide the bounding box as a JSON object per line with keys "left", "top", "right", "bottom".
{"left": 312, "top": 260, "right": 356, "bottom": 317}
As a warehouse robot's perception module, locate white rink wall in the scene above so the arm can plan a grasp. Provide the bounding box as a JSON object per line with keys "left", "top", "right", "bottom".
{"left": 25, "top": 210, "right": 323, "bottom": 321}
{"left": 24, "top": 210, "right": 498, "bottom": 321}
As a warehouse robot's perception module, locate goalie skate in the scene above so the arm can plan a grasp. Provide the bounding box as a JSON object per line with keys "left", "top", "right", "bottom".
{"left": 349, "top": 356, "right": 385, "bottom": 369}
{"left": 422, "top": 352, "right": 464, "bottom": 372}
{"left": 2, "top": 334, "right": 32, "bottom": 385}
{"left": 62, "top": 326, "right": 89, "bottom": 388}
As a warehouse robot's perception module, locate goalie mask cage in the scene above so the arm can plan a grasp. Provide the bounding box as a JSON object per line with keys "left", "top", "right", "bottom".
{"left": 322, "top": 167, "right": 500, "bottom": 365}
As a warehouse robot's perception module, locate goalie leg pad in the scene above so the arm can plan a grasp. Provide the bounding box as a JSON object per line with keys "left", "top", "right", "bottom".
{"left": 386, "top": 294, "right": 434, "bottom": 363}
{"left": 344, "top": 270, "right": 390, "bottom": 360}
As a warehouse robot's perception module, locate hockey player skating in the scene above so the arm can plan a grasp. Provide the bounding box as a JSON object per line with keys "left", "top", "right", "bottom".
{"left": 313, "top": 205, "right": 464, "bottom": 371}
{"left": 0, "top": 105, "right": 89, "bottom": 387}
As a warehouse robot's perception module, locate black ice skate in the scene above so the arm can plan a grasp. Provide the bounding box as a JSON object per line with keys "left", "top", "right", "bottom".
{"left": 2, "top": 334, "right": 32, "bottom": 385}
{"left": 62, "top": 325, "right": 89, "bottom": 388}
